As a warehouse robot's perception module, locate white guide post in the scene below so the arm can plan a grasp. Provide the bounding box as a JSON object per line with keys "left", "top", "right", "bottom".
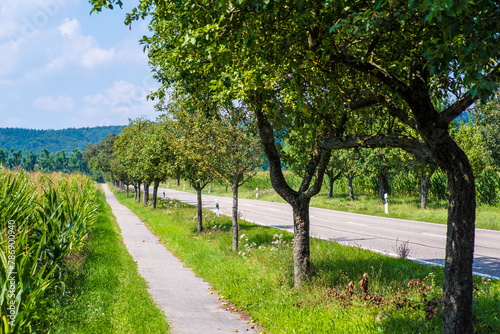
{"left": 384, "top": 193, "right": 388, "bottom": 214}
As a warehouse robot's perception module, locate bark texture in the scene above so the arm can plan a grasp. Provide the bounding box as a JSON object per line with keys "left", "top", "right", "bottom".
{"left": 378, "top": 173, "right": 389, "bottom": 205}
{"left": 143, "top": 182, "right": 149, "bottom": 205}
{"left": 232, "top": 172, "right": 239, "bottom": 252}
{"left": 136, "top": 181, "right": 141, "bottom": 204}
{"left": 195, "top": 186, "right": 203, "bottom": 233}
{"left": 346, "top": 174, "right": 355, "bottom": 201}
{"left": 325, "top": 170, "right": 342, "bottom": 198}
{"left": 419, "top": 167, "right": 436, "bottom": 210}
{"left": 291, "top": 197, "right": 311, "bottom": 283}
{"left": 420, "top": 177, "right": 428, "bottom": 209}
{"left": 424, "top": 131, "right": 475, "bottom": 334}
{"left": 152, "top": 180, "right": 159, "bottom": 209}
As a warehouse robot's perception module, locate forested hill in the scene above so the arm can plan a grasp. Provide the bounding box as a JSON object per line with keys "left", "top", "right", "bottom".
{"left": 0, "top": 126, "right": 124, "bottom": 153}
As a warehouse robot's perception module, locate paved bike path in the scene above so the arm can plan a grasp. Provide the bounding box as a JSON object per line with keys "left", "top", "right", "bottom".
{"left": 102, "top": 184, "right": 257, "bottom": 334}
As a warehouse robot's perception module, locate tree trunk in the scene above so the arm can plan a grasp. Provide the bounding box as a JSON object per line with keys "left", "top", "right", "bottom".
{"left": 196, "top": 187, "right": 203, "bottom": 233}
{"left": 421, "top": 128, "right": 475, "bottom": 334}
{"left": 143, "top": 182, "right": 149, "bottom": 205}
{"left": 152, "top": 180, "right": 159, "bottom": 209}
{"left": 420, "top": 176, "right": 428, "bottom": 209}
{"left": 137, "top": 181, "right": 141, "bottom": 204}
{"left": 420, "top": 167, "right": 436, "bottom": 210}
{"left": 379, "top": 173, "right": 388, "bottom": 204}
{"left": 328, "top": 173, "right": 334, "bottom": 198}
{"left": 292, "top": 197, "right": 311, "bottom": 285}
{"left": 254, "top": 105, "right": 332, "bottom": 287}
{"left": 442, "top": 166, "right": 475, "bottom": 333}
{"left": 438, "top": 148, "right": 475, "bottom": 334}
{"left": 133, "top": 184, "right": 137, "bottom": 200}
{"left": 326, "top": 170, "right": 342, "bottom": 198}
{"left": 346, "top": 175, "right": 355, "bottom": 201}
{"left": 126, "top": 184, "right": 129, "bottom": 198}
{"left": 232, "top": 172, "right": 239, "bottom": 252}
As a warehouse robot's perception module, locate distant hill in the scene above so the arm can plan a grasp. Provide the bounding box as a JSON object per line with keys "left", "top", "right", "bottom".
{"left": 0, "top": 126, "right": 124, "bottom": 153}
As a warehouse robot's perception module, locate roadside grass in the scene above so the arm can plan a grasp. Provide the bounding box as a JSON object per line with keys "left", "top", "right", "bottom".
{"left": 113, "top": 188, "right": 500, "bottom": 333}
{"left": 161, "top": 172, "right": 500, "bottom": 231}
{"left": 39, "top": 187, "right": 169, "bottom": 333}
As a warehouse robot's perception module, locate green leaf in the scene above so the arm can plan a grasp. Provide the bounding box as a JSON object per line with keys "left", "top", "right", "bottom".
{"left": 329, "top": 24, "right": 341, "bottom": 33}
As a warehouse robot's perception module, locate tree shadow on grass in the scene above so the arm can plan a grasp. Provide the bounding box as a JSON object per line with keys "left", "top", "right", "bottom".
{"left": 310, "top": 254, "right": 444, "bottom": 332}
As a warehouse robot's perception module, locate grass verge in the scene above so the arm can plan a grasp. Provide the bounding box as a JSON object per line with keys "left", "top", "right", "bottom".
{"left": 39, "top": 186, "right": 169, "bottom": 333}
{"left": 112, "top": 187, "right": 499, "bottom": 333}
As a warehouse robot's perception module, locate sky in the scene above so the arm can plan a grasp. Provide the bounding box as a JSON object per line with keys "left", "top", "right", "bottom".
{"left": 0, "top": 0, "right": 160, "bottom": 130}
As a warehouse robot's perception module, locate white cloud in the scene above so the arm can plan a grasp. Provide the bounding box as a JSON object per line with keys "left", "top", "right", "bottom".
{"left": 33, "top": 95, "right": 74, "bottom": 111}
{"left": 82, "top": 47, "right": 115, "bottom": 69}
{"left": 59, "top": 17, "right": 80, "bottom": 38}
{"left": 84, "top": 81, "right": 148, "bottom": 108}
{"left": 0, "top": 0, "right": 71, "bottom": 47}
{"left": 24, "top": 18, "right": 116, "bottom": 79}
{"left": 82, "top": 80, "right": 156, "bottom": 123}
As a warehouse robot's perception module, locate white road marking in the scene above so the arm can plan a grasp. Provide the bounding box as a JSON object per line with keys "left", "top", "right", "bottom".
{"left": 422, "top": 233, "right": 446, "bottom": 238}
{"left": 346, "top": 221, "right": 368, "bottom": 227}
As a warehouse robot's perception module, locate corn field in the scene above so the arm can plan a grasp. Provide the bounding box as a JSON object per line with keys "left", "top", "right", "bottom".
{"left": 0, "top": 169, "right": 98, "bottom": 333}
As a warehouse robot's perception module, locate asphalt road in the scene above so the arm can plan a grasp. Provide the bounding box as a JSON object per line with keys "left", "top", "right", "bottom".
{"left": 157, "top": 187, "right": 500, "bottom": 279}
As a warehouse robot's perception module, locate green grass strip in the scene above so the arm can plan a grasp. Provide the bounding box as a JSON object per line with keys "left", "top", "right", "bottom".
{"left": 113, "top": 188, "right": 499, "bottom": 333}
{"left": 40, "top": 188, "right": 169, "bottom": 333}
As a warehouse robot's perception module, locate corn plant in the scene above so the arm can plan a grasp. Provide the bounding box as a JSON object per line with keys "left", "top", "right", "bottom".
{"left": 0, "top": 170, "right": 98, "bottom": 333}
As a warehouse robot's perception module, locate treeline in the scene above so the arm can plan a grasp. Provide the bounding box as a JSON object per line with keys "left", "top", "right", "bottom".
{"left": 0, "top": 126, "right": 123, "bottom": 154}
{"left": 0, "top": 148, "right": 89, "bottom": 174}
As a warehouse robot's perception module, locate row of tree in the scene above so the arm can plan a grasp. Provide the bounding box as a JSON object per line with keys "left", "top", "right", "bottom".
{"left": 85, "top": 102, "right": 263, "bottom": 251}
{"left": 90, "top": 0, "right": 500, "bottom": 332}
{"left": 0, "top": 148, "right": 89, "bottom": 174}
{"left": 312, "top": 102, "right": 500, "bottom": 207}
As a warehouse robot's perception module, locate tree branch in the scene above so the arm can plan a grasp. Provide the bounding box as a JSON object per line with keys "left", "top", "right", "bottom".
{"left": 349, "top": 96, "right": 384, "bottom": 111}
{"left": 440, "top": 66, "right": 500, "bottom": 124}
{"left": 383, "top": 98, "right": 418, "bottom": 129}
{"left": 253, "top": 98, "right": 297, "bottom": 203}
{"left": 336, "top": 55, "right": 412, "bottom": 102}
{"left": 322, "top": 134, "right": 434, "bottom": 164}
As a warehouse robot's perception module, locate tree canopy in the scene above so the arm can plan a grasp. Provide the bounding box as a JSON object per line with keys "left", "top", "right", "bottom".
{"left": 89, "top": 1, "right": 500, "bottom": 332}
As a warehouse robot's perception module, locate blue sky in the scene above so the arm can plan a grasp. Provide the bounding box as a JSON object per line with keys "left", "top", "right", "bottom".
{"left": 0, "top": 0, "right": 160, "bottom": 130}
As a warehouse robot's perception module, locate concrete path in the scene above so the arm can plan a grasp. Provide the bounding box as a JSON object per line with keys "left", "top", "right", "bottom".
{"left": 102, "top": 184, "right": 257, "bottom": 334}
